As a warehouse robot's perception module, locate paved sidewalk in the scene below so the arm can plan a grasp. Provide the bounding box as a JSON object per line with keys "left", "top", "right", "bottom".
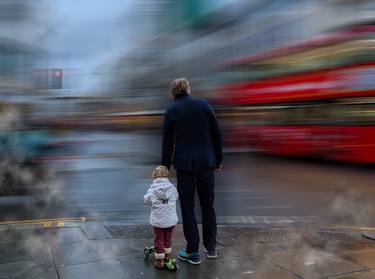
{"left": 0, "top": 221, "right": 374, "bottom": 279}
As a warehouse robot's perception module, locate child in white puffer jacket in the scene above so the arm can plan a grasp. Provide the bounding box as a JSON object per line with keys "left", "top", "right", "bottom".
{"left": 144, "top": 165, "right": 179, "bottom": 269}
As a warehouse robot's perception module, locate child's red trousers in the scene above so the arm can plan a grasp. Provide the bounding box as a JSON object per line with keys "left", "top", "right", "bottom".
{"left": 154, "top": 226, "right": 174, "bottom": 254}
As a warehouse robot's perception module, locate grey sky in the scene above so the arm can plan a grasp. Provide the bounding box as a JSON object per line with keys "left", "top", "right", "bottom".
{"left": 50, "top": 0, "right": 132, "bottom": 90}
{"left": 47, "top": 0, "right": 244, "bottom": 90}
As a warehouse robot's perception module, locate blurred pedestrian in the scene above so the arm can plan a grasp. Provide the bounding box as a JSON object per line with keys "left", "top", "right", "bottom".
{"left": 161, "top": 78, "right": 223, "bottom": 264}
{"left": 144, "top": 165, "right": 179, "bottom": 269}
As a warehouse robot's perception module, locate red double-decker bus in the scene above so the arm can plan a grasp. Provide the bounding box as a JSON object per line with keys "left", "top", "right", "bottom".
{"left": 213, "top": 23, "right": 375, "bottom": 163}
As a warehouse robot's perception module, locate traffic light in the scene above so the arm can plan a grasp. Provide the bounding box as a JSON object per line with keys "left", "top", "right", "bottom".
{"left": 51, "top": 69, "right": 62, "bottom": 89}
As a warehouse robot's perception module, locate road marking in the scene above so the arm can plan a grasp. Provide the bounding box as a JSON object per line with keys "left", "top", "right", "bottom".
{"left": 0, "top": 217, "right": 86, "bottom": 226}
{"left": 43, "top": 222, "right": 53, "bottom": 228}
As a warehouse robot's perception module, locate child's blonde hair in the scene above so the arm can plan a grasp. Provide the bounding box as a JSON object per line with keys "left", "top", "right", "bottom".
{"left": 152, "top": 165, "right": 169, "bottom": 179}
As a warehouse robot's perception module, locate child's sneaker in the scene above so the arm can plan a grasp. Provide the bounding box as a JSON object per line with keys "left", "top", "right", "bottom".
{"left": 204, "top": 247, "right": 218, "bottom": 259}
{"left": 154, "top": 259, "right": 165, "bottom": 269}
{"left": 178, "top": 249, "right": 201, "bottom": 265}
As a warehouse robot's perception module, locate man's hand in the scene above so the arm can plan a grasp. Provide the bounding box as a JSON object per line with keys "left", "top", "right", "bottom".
{"left": 214, "top": 164, "right": 222, "bottom": 172}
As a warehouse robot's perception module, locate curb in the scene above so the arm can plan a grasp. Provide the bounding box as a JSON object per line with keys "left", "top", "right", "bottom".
{"left": 0, "top": 217, "right": 86, "bottom": 230}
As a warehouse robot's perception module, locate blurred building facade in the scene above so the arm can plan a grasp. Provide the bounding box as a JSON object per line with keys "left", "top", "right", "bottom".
{"left": 0, "top": 0, "right": 51, "bottom": 93}
{"left": 110, "top": 0, "right": 375, "bottom": 109}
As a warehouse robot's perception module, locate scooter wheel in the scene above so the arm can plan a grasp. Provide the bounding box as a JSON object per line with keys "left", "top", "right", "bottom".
{"left": 144, "top": 247, "right": 150, "bottom": 260}
{"left": 171, "top": 264, "right": 178, "bottom": 272}
{"left": 165, "top": 259, "right": 178, "bottom": 272}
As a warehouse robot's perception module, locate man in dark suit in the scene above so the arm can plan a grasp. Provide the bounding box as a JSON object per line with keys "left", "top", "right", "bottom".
{"left": 161, "top": 78, "right": 223, "bottom": 264}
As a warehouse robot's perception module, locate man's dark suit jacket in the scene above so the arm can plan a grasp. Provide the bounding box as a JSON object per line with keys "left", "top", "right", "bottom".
{"left": 161, "top": 93, "right": 223, "bottom": 171}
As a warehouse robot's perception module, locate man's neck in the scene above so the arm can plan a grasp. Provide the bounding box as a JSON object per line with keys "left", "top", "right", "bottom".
{"left": 174, "top": 92, "right": 189, "bottom": 100}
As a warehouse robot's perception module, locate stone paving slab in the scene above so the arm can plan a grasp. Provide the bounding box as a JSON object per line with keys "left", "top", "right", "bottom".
{"left": 59, "top": 259, "right": 131, "bottom": 279}
{"left": 202, "top": 255, "right": 299, "bottom": 279}
{"left": 330, "top": 271, "right": 375, "bottom": 279}
{"left": 0, "top": 228, "right": 42, "bottom": 244}
{"left": 81, "top": 222, "right": 112, "bottom": 240}
{"left": 119, "top": 242, "right": 299, "bottom": 279}
{"left": 220, "top": 242, "right": 285, "bottom": 258}
{"left": 45, "top": 227, "right": 88, "bottom": 245}
{"left": 0, "top": 225, "right": 10, "bottom": 232}
{"left": 341, "top": 248, "right": 375, "bottom": 269}
{"left": 0, "top": 258, "right": 57, "bottom": 279}
{"left": 264, "top": 247, "right": 366, "bottom": 279}
{"left": 0, "top": 240, "right": 49, "bottom": 264}
{"left": 51, "top": 239, "right": 140, "bottom": 267}
{"left": 119, "top": 252, "right": 215, "bottom": 279}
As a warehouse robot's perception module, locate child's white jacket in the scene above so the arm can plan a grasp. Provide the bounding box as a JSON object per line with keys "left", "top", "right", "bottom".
{"left": 143, "top": 178, "right": 179, "bottom": 228}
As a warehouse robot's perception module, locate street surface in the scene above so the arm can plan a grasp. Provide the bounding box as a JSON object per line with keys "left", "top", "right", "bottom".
{"left": 1, "top": 223, "right": 374, "bottom": 279}
{"left": 0, "top": 131, "right": 374, "bottom": 227}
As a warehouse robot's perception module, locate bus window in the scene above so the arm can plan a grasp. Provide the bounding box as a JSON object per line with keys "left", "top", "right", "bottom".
{"left": 343, "top": 104, "right": 375, "bottom": 125}
{"left": 283, "top": 107, "right": 306, "bottom": 125}
{"left": 247, "top": 110, "right": 268, "bottom": 125}
{"left": 305, "top": 105, "right": 332, "bottom": 125}
{"left": 331, "top": 103, "right": 375, "bottom": 125}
